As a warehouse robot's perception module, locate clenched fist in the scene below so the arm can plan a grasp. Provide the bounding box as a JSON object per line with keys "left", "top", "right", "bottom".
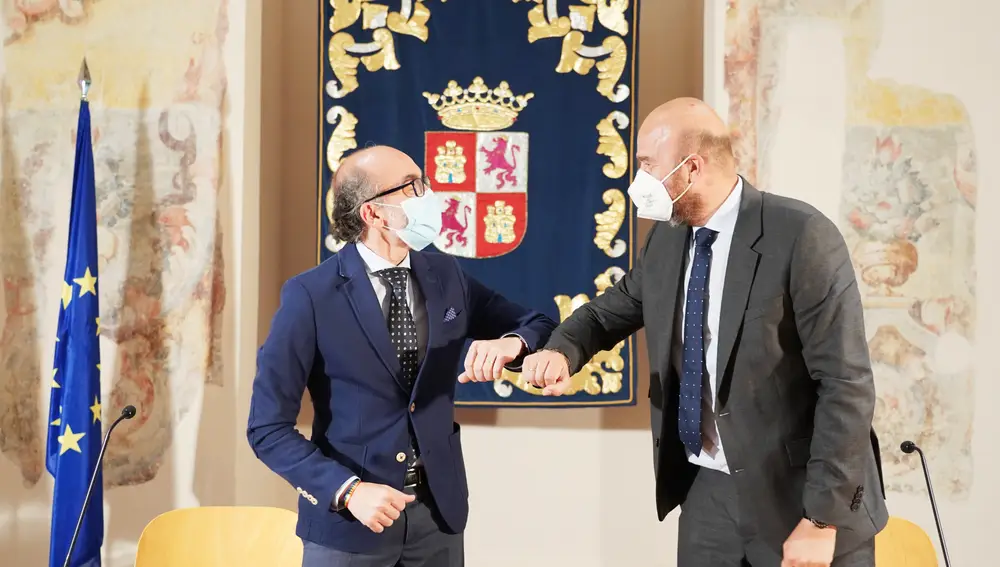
{"left": 521, "top": 349, "right": 572, "bottom": 395}
{"left": 781, "top": 518, "right": 837, "bottom": 567}
{"left": 457, "top": 337, "right": 524, "bottom": 383}
{"left": 345, "top": 482, "right": 415, "bottom": 533}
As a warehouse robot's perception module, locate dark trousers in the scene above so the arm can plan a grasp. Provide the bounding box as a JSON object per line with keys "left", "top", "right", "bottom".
{"left": 678, "top": 467, "right": 875, "bottom": 567}
{"left": 301, "top": 486, "right": 463, "bottom": 567}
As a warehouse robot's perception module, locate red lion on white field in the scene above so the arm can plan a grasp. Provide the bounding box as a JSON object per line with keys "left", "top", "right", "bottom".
{"left": 440, "top": 197, "right": 472, "bottom": 248}
{"left": 480, "top": 136, "right": 520, "bottom": 190}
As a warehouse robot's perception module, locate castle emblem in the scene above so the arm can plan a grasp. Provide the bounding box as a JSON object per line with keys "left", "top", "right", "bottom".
{"left": 434, "top": 140, "right": 467, "bottom": 184}
{"left": 484, "top": 200, "right": 517, "bottom": 244}
{"left": 423, "top": 77, "right": 531, "bottom": 259}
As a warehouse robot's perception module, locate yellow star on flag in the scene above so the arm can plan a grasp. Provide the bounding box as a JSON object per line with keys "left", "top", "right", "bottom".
{"left": 90, "top": 397, "right": 102, "bottom": 423}
{"left": 74, "top": 267, "right": 98, "bottom": 297}
{"left": 95, "top": 316, "right": 101, "bottom": 336}
{"left": 51, "top": 417, "right": 61, "bottom": 427}
{"left": 51, "top": 368, "right": 60, "bottom": 388}
{"left": 61, "top": 281, "right": 73, "bottom": 309}
{"left": 57, "top": 424, "right": 86, "bottom": 455}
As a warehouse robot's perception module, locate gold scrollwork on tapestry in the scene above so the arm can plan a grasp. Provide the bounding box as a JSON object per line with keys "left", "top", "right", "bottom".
{"left": 596, "top": 109, "right": 629, "bottom": 178}
{"left": 594, "top": 189, "right": 626, "bottom": 258}
{"left": 512, "top": 0, "right": 630, "bottom": 102}
{"left": 324, "top": 106, "right": 358, "bottom": 253}
{"left": 493, "top": 267, "right": 627, "bottom": 398}
{"left": 327, "top": 0, "right": 443, "bottom": 99}
{"left": 325, "top": 106, "right": 359, "bottom": 223}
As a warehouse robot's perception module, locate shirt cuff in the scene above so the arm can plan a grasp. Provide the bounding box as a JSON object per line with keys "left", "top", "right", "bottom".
{"left": 331, "top": 475, "right": 359, "bottom": 511}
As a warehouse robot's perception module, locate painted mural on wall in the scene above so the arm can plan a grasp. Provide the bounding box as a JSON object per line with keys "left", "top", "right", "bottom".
{"left": 0, "top": 0, "right": 228, "bottom": 489}
{"left": 722, "top": 0, "right": 977, "bottom": 498}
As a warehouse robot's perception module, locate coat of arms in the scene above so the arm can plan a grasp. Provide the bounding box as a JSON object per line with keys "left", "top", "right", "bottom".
{"left": 423, "top": 77, "right": 533, "bottom": 258}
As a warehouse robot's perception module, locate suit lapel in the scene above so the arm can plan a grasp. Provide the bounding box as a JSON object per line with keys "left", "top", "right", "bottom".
{"left": 408, "top": 251, "right": 446, "bottom": 393}
{"left": 716, "top": 180, "right": 763, "bottom": 390}
{"left": 338, "top": 243, "right": 406, "bottom": 392}
{"left": 651, "top": 225, "right": 689, "bottom": 390}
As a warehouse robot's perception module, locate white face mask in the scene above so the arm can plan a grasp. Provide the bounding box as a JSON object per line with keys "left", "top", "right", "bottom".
{"left": 378, "top": 189, "right": 444, "bottom": 251}
{"left": 626, "top": 154, "right": 695, "bottom": 222}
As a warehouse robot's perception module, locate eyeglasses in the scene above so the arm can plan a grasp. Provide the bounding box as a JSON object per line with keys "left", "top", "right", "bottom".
{"left": 365, "top": 175, "right": 430, "bottom": 202}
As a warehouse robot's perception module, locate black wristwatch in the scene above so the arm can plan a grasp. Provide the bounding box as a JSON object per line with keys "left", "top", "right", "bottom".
{"left": 807, "top": 517, "right": 831, "bottom": 529}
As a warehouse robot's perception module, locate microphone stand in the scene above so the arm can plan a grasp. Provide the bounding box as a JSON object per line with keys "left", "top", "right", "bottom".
{"left": 901, "top": 441, "right": 952, "bottom": 567}
{"left": 63, "top": 406, "right": 136, "bottom": 567}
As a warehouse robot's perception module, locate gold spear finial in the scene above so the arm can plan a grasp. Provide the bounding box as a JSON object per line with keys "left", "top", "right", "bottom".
{"left": 78, "top": 57, "right": 91, "bottom": 101}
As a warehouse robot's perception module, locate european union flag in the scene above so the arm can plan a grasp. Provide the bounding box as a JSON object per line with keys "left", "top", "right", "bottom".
{"left": 46, "top": 73, "right": 103, "bottom": 567}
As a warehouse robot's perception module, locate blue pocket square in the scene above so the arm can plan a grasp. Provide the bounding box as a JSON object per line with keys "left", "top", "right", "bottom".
{"left": 443, "top": 307, "right": 458, "bottom": 322}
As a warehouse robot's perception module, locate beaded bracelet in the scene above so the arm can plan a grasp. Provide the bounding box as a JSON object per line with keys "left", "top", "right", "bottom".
{"left": 343, "top": 479, "right": 361, "bottom": 507}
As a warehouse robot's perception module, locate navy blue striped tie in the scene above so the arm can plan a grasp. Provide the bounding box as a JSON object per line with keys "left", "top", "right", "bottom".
{"left": 679, "top": 228, "right": 718, "bottom": 454}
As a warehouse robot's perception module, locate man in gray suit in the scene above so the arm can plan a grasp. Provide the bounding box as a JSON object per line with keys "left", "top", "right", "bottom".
{"left": 520, "top": 98, "right": 888, "bottom": 567}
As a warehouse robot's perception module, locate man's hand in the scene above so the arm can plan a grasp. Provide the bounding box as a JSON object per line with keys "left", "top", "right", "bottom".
{"left": 781, "top": 518, "right": 837, "bottom": 567}
{"left": 345, "top": 482, "right": 416, "bottom": 534}
{"left": 521, "top": 349, "right": 572, "bottom": 395}
{"left": 457, "top": 337, "right": 524, "bottom": 383}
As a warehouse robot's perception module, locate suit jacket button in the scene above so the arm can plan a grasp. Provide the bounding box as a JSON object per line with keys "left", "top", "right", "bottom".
{"left": 410, "top": 403, "right": 416, "bottom": 413}
{"left": 396, "top": 452, "right": 407, "bottom": 462}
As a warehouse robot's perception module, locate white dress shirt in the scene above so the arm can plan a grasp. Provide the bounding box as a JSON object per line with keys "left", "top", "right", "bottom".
{"left": 672, "top": 177, "right": 743, "bottom": 474}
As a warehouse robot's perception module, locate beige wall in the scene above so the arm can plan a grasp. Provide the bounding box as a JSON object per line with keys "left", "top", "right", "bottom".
{"left": 257, "top": 1, "right": 704, "bottom": 566}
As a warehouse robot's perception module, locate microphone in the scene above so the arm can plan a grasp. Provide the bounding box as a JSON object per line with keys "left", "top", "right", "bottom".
{"left": 63, "top": 405, "right": 136, "bottom": 567}
{"left": 900, "top": 440, "right": 952, "bottom": 567}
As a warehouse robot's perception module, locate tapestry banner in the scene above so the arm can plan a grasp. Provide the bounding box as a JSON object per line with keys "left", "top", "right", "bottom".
{"left": 317, "top": 0, "right": 641, "bottom": 407}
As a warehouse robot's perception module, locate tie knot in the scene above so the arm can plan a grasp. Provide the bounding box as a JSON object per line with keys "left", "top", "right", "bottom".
{"left": 376, "top": 268, "right": 409, "bottom": 289}
{"left": 694, "top": 228, "right": 718, "bottom": 248}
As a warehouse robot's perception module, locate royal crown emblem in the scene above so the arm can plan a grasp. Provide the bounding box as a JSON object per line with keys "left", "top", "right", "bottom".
{"left": 424, "top": 77, "right": 531, "bottom": 259}
{"left": 423, "top": 76, "right": 534, "bottom": 132}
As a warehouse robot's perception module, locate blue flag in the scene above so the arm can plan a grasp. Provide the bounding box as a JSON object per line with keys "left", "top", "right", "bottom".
{"left": 46, "top": 98, "right": 103, "bottom": 567}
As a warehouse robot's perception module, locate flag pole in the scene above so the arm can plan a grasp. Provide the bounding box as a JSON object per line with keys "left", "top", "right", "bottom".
{"left": 79, "top": 58, "right": 90, "bottom": 101}
{"left": 53, "top": 55, "right": 103, "bottom": 567}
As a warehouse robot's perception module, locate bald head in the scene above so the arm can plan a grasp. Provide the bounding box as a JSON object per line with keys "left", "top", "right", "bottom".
{"left": 330, "top": 145, "right": 422, "bottom": 242}
{"left": 637, "top": 97, "right": 734, "bottom": 171}
{"left": 336, "top": 145, "right": 417, "bottom": 187}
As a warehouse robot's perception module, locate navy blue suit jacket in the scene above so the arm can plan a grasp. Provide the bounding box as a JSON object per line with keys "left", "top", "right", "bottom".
{"left": 247, "top": 243, "right": 555, "bottom": 552}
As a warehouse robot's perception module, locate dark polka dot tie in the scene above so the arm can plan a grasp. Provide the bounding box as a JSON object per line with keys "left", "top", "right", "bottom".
{"left": 377, "top": 268, "right": 419, "bottom": 389}
{"left": 377, "top": 267, "right": 421, "bottom": 466}
{"left": 679, "top": 228, "right": 718, "bottom": 455}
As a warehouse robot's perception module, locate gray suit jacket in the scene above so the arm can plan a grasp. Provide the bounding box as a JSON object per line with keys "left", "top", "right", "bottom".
{"left": 545, "top": 180, "right": 888, "bottom": 556}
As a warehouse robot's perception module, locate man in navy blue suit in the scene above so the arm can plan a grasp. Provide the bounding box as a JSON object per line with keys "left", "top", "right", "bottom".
{"left": 247, "top": 146, "right": 555, "bottom": 567}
